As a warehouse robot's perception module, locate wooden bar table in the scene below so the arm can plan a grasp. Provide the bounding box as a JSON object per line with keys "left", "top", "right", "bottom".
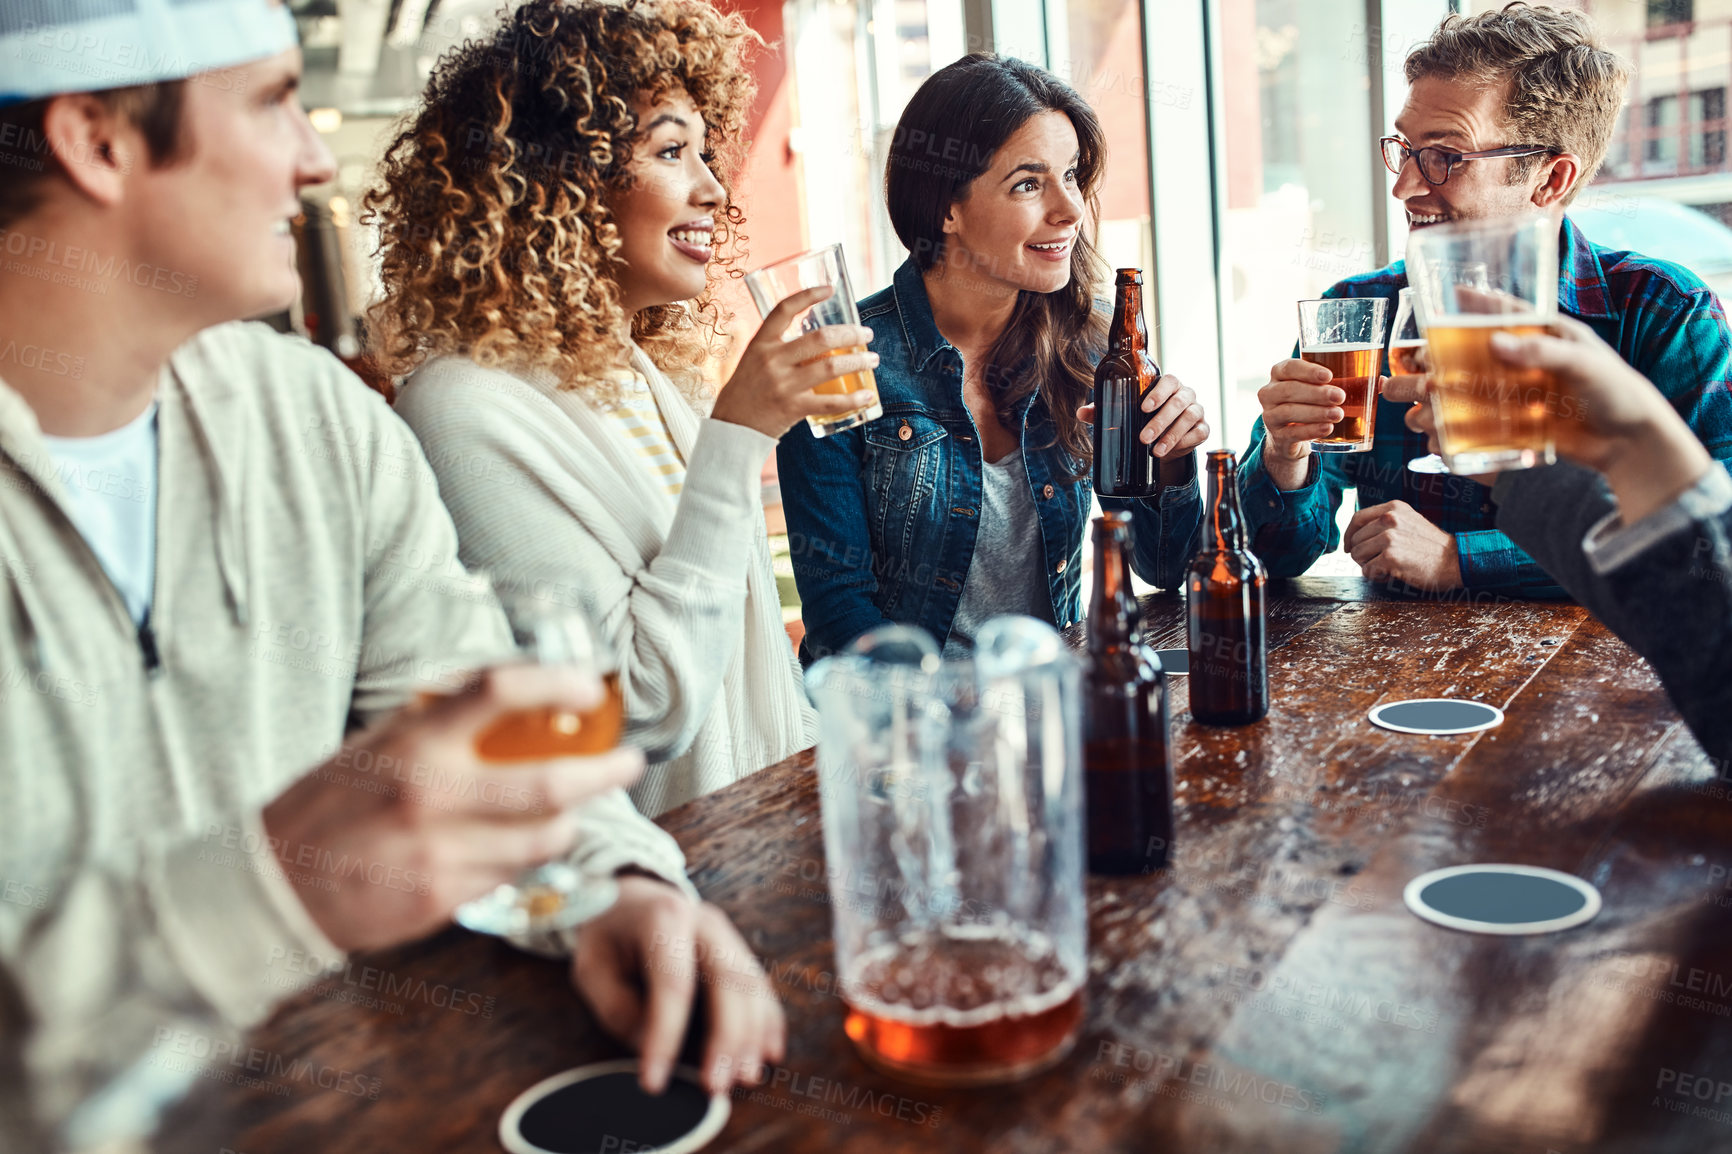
{"left": 155, "top": 578, "right": 1732, "bottom": 1154}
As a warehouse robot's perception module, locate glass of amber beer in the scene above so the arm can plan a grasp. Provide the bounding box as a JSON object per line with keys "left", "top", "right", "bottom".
{"left": 454, "top": 584, "right": 626, "bottom": 939}
{"left": 1406, "top": 214, "right": 1563, "bottom": 473}
{"left": 1390, "top": 288, "right": 1450, "bottom": 475}
{"left": 806, "top": 619, "right": 1086, "bottom": 1086}
{"left": 1296, "top": 296, "right": 1388, "bottom": 452}
{"left": 745, "top": 243, "right": 883, "bottom": 438}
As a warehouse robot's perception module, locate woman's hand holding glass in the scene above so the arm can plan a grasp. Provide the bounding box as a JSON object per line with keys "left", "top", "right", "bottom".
{"left": 710, "top": 285, "right": 879, "bottom": 439}
{"left": 1404, "top": 314, "right": 1712, "bottom": 521}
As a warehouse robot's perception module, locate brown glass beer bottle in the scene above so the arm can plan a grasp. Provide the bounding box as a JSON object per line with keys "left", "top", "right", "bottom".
{"left": 1093, "top": 270, "right": 1162, "bottom": 498}
{"left": 1082, "top": 512, "right": 1174, "bottom": 874}
{"left": 1186, "top": 450, "right": 1269, "bottom": 725}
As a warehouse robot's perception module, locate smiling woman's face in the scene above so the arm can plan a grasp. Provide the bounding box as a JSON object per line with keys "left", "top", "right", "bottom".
{"left": 940, "top": 110, "right": 1085, "bottom": 298}
{"left": 608, "top": 89, "right": 725, "bottom": 314}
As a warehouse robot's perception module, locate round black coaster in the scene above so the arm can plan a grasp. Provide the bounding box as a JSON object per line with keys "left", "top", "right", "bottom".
{"left": 500, "top": 1061, "right": 727, "bottom": 1154}
{"left": 1404, "top": 864, "right": 1601, "bottom": 935}
{"left": 1369, "top": 698, "right": 1503, "bottom": 735}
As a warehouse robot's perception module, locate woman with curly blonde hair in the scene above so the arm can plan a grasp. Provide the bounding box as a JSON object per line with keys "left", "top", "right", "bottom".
{"left": 371, "top": 0, "right": 873, "bottom": 818}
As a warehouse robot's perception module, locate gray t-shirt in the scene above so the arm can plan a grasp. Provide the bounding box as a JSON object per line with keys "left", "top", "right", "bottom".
{"left": 943, "top": 450, "right": 1056, "bottom": 660}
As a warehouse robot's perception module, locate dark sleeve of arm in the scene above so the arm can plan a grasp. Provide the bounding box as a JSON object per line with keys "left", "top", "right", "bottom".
{"left": 1237, "top": 418, "right": 1353, "bottom": 577}
{"left": 1103, "top": 472, "right": 1204, "bottom": 591}
{"left": 776, "top": 421, "right": 892, "bottom": 662}
{"left": 1452, "top": 529, "right": 1570, "bottom": 599}
{"left": 1495, "top": 464, "right": 1732, "bottom": 761}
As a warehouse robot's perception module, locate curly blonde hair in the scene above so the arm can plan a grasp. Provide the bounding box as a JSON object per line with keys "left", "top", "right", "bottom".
{"left": 363, "top": 0, "right": 759, "bottom": 403}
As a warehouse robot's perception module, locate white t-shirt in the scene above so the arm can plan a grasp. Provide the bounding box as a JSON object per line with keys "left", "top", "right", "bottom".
{"left": 40, "top": 401, "right": 159, "bottom": 624}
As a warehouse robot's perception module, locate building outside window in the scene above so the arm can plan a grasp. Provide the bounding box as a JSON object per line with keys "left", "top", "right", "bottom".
{"left": 1644, "top": 88, "right": 1726, "bottom": 171}
{"left": 1479, "top": 0, "right": 1732, "bottom": 302}
{"left": 1648, "top": 0, "right": 1694, "bottom": 28}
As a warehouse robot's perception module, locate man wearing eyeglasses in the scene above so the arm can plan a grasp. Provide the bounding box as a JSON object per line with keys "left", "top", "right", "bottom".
{"left": 1241, "top": 3, "right": 1732, "bottom": 598}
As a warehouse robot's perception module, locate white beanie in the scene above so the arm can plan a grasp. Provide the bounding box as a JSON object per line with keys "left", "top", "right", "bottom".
{"left": 0, "top": 0, "right": 299, "bottom": 108}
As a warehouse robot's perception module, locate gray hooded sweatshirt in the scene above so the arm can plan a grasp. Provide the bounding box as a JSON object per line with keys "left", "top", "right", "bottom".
{"left": 0, "top": 322, "right": 691, "bottom": 1145}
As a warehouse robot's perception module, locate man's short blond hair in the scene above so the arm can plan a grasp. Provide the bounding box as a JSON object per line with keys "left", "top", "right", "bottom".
{"left": 1405, "top": 3, "right": 1630, "bottom": 205}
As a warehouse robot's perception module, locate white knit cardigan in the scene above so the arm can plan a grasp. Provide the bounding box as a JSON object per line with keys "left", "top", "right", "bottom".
{"left": 395, "top": 346, "right": 816, "bottom": 816}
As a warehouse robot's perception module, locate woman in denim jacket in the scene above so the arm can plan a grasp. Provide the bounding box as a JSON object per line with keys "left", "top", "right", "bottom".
{"left": 778, "top": 54, "right": 1211, "bottom": 663}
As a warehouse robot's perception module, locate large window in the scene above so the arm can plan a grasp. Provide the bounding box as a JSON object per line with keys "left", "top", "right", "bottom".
{"left": 1218, "top": 0, "right": 1381, "bottom": 457}
{"left": 784, "top": 0, "right": 967, "bottom": 294}
{"left": 1480, "top": 0, "right": 1732, "bottom": 302}
{"left": 1060, "top": 0, "right": 1155, "bottom": 281}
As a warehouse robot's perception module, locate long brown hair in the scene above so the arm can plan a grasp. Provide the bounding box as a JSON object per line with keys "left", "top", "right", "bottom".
{"left": 885, "top": 53, "right": 1107, "bottom": 470}
{"left": 362, "top": 0, "right": 759, "bottom": 404}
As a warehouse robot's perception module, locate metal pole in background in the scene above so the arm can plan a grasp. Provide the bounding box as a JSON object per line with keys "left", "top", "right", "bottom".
{"left": 1139, "top": 0, "right": 1228, "bottom": 448}
{"left": 1368, "top": 0, "right": 1392, "bottom": 270}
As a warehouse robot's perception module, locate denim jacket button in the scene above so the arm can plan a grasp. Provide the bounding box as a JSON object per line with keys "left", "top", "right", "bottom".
{"left": 1055, "top": 559, "right": 1068, "bottom": 573}
{"left": 1042, "top": 483, "right": 1055, "bottom": 499}
{"left": 898, "top": 423, "right": 913, "bottom": 441}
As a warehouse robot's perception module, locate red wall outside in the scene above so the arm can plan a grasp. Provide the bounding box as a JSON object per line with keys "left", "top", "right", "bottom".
{"left": 717, "top": 0, "right": 806, "bottom": 378}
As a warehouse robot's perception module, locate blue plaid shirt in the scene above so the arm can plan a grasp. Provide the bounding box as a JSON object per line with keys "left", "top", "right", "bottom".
{"left": 1240, "top": 216, "right": 1732, "bottom": 597}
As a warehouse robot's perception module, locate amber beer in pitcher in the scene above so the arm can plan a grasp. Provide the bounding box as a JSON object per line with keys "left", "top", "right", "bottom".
{"left": 842, "top": 926, "right": 1085, "bottom": 1083}
{"left": 810, "top": 618, "right": 1086, "bottom": 1086}
{"left": 1081, "top": 512, "right": 1173, "bottom": 874}
{"left": 1094, "top": 270, "right": 1196, "bottom": 496}
{"left": 1186, "top": 451, "right": 1268, "bottom": 725}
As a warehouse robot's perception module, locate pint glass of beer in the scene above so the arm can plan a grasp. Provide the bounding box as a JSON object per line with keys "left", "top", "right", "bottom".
{"left": 1390, "top": 288, "right": 1449, "bottom": 475}
{"left": 1406, "top": 214, "right": 1564, "bottom": 474}
{"left": 1388, "top": 288, "right": 1426, "bottom": 377}
{"left": 806, "top": 619, "right": 1087, "bottom": 1086}
{"left": 1296, "top": 297, "right": 1388, "bottom": 452}
{"left": 453, "top": 582, "right": 625, "bottom": 939}
{"left": 744, "top": 244, "right": 883, "bottom": 438}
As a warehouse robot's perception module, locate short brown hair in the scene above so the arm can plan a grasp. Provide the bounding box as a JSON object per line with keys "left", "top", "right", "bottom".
{"left": 1405, "top": 3, "right": 1629, "bottom": 204}
{"left": 0, "top": 81, "right": 189, "bottom": 229}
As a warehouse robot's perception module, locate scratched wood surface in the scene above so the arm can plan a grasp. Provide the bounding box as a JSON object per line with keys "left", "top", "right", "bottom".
{"left": 153, "top": 577, "right": 1729, "bottom": 1154}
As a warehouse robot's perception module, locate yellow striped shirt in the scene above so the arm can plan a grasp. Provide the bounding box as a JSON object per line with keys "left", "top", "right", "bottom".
{"left": 604, "top": 370, "right": 686, "bottom": 497}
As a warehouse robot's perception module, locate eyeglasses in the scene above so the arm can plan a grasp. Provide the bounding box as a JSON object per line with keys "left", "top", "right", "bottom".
{"left": 1379, "top": 136, "right": 1559, "bottom": 186}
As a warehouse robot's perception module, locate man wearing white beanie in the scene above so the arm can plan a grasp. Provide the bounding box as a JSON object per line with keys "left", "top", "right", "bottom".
{"left": 0, "top": 3, "right": 783, "bottom": 1148}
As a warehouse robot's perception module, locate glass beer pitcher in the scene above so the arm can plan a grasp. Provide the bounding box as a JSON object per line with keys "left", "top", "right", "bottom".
{"left": 806, "top": 618, "right": 1087, "bottom": 1087}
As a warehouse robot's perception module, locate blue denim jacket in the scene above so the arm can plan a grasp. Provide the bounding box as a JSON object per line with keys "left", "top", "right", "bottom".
{"left": 777, "top": 259, "right": 1203, "bottom": 663}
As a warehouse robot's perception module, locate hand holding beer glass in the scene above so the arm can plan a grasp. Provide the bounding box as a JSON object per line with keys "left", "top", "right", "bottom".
{"left": 1296, "top": 297, "right": 1389, "bottom": 453}
{"left": 744, "top": 244, "right": 883, "bottom": 438}
{"left": 454, "top": 587, "right": 627, "bottom": 939}
{"left": 1406, "top": 214, "right": 1571, "bottom": 474}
